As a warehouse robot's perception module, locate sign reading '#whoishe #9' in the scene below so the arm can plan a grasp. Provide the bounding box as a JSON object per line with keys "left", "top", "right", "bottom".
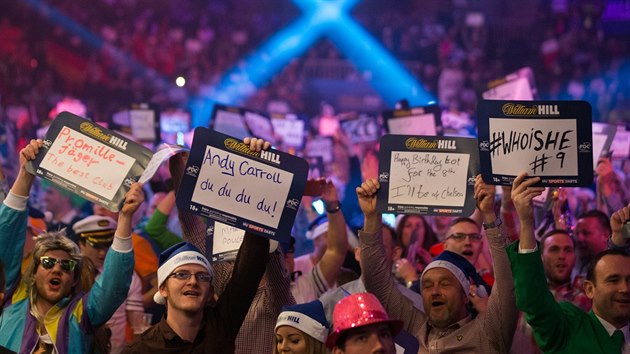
{"left": 176, "top": 128, "right": 308, "bottom": 242}
{"left": 477, "top": 100, "right": 593, "bottom": 187}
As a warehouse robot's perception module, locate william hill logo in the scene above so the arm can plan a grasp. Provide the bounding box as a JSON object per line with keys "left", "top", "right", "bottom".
{"left": 502, "top": 103, "right": 560, "bottom": 116}
{"left": 108, "top": 135, "right": 128, "bottom": 150}
{"left": 79, "top": 122, "right": 128, "bottom": 150}
{"left": 405, "top": 138, "right": 437, "bottom": 150}
{"left": 405, "top": 138, "right": 456, "bottom": 150}
{"left": 224, "top": 138, "right": 259, "bottom": 158}
{"left": 260, "top": 150, "right": 281, "bottom": 164}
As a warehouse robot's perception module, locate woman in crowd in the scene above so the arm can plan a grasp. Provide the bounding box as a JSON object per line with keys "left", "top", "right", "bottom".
{"left": 275, "top": 300, "right": 330, "bottom": 354}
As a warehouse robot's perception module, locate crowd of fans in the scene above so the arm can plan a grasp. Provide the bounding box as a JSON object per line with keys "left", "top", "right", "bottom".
{"left": 1, "top": 1, "right": 629, "bottom": 142}
{"left": 0, "top": 2, "right": 629, "bottom": 352}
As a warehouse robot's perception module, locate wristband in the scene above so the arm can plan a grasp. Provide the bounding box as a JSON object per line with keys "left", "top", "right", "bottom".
{"left": 325, "top": 201, "right": 341, "bottom": 214}
{"left": 482, "top": 217, "right": 502, "bottom": 230}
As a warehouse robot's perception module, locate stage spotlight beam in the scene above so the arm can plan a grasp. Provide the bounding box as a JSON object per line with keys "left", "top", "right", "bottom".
{"left": 191, "top": 0, "right": 434, "bottom": 127}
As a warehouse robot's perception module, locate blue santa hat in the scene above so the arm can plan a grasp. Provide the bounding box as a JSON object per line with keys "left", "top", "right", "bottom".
{"left": 153, "top": 242, "right": 212, "bottom": 305}
{"left": 421, "top": 250, "right": 490, "bottom": 299}
{"left": 275, "top": 300, "right": 330, "bottom": 343}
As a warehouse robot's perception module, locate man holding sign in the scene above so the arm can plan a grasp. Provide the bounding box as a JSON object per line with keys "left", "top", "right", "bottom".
{"left": 0, "top": 139, "right": 143, "bottom": 354}
{"left": 508, "top": 174, "right": 630, "bottom": 354}
{"left": 125, "top": 137, "right": 274, "bottom": 354}
{"left": 356, "top": 175, "right": 518, "bottom": 353}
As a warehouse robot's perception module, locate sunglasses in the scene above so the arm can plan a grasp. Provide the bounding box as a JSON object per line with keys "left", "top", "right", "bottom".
{"left": 168, "top": 272, "right": 212, "bottom": 282}
{"left": 446, "top": 232, "right": 483, "bottom": 241}
{"left": 40, "top": 256, "right": 78, "bottom": 273}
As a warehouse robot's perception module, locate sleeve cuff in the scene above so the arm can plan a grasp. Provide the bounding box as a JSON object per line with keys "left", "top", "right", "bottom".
{"left": 111, "top": 235, "right": 133, "bottom": 253}
{"left": 4, "top": 192, "right": 29, "bottom": 211}
{"left": 518, "top": 244, "right": 538, "bottom": 253}
{"left": 607, "top": 234, "right": 630, "bottom": 251}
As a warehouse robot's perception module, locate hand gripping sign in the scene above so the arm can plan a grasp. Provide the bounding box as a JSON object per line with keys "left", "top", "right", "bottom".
{"left": 477, "top": 100, "right": 593, "bottom": 187}
{"left": 176, "top": 128, "right": 308, "bottom": 242}
{"left": 376, "top": 134, "right": 480, "bottom": 216}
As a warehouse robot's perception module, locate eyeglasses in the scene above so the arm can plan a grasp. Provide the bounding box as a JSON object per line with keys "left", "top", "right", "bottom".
{"left": 40, "top": 256, "right": 78, "bottom": 273}
{"left": 446, "top": 233, "right": 483, "bottom": 241}
{"left": 168, "top": 272, "right": 212, "bottom": 282}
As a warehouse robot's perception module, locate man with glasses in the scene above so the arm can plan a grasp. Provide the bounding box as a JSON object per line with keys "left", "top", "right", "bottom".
{"left": 0, "top": 139, "right": 143, "bottom": 354}
{"left": 443, "top": 217, "right": 484, "bottom": 268}
{"left": 124, "top": 237, "right": 270, "bottom": 353}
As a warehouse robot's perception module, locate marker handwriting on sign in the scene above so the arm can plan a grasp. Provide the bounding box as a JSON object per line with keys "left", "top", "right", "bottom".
{"left": 56, "top": 127, "right": 126, "bottom": 167}
{"left": 488, "top": 118, "right": 578, "bottom": 176}
{"left": 388, "top": 150, "right": 469, "bottom": 207}
{"left": 192, "top": 145, "right": 294, "bottom": 229}
{"left": 489, "top": 128, "right": 572, "bottom": 156}
{"left": 39, "top": 126, "right": 136, "bottom": 200}
{"left": 393, "top": 152, "right": 462, "bottom": 182}
{"left": 203, "top": 147, "right": 283, "bottom": 184}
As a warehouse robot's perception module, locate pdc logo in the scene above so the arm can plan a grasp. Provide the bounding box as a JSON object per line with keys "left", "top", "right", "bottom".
{"left": 186, "top": 165, "right": 200, "bottom": 176}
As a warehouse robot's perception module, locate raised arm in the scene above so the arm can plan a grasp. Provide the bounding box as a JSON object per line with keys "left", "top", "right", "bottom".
{"left": 0, "top": 139, "right": 42, "bottom": 288}
{"left": 507, "top": 172, "right": 571, "bottom": 353}
{"left": 609, "top": 202, "right": 630, "bottom": 250}
{"left": 595, "top": 157, "right": 627, "bottom": 215}
{"left": 474, "top": 175, "right": 519, "bottom": 352}
{"left": 316, "top": 179, "right": 348, "bottom": 287}
{"left": 213, "top": 232, "right": 270, "bottom": 339}
{"left": 87, "top": 183, "right": 143, "bottom": 326}
{"left": 357, "top": 178, "right": 426, "bottom": 335}
{"left": 143, "top": 190, "right": 181, "bottom": 251}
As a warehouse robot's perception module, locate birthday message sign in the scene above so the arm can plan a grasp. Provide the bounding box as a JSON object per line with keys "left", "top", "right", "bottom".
{"left": 27, "top": 112, "right": 152, "bottom": 211}
{"left": 477, "top": 100, "right": 593, "bottom": 186}
{"left": 377, "top": 135, "right": 479, "bottom": 216}
{"left": 176, "top": 128, "right": 308, "bottom": 241}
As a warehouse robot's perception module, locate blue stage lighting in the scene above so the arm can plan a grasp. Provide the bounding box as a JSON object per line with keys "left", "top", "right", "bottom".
{"left": 191, "top": 0, "right": 434, "bottom": 127}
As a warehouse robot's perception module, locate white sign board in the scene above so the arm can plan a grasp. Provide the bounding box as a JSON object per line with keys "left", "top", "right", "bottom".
{"left": 488, "top": 118, "right": 578, "bottom": 176}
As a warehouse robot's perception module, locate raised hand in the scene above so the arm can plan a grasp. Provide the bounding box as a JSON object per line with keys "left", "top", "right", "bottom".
{"left": 474, "top": 175, "right": 496, "bottom": 222}
{"left": 356, "top": 178, "right": 380, "bottom": 217}
{"left": 11, "top": 139, "right": 43, "bottom": 197}
{"left": 511, "top": 172, "right": 545, "bottom": 250}
{"left": 356, "top": 178, "right": 381, "bottom": 232}
{"left": 510, "top": 172, "right": 545, "bottom": 223}
{"left": 321, "top": 179, "right": 339, "bottom": 206}
{"left": 610, "top": 203, "right": 630, "bottom": 245}
{"left": 121, "top": 183, "right": 145, "bottom": 216}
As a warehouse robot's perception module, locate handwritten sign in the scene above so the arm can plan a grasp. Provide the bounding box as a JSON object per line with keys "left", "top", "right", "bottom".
{"left": 211, "top": 104, "right": 252, "bottom": 140}
{"left": 205, "top": 220, "right": 280, "bottom": 262}
{"left": 383, "top": 105, "right": 442, "bottom": 136}
{"left": 610, "top": 125, "right": 630, "bottom": 159}
{"left": 377, "top": 135, "right": 479, "bottom": 216}
{"left": 305, "top": 137, "right": 334, "bottom": 164}
{"left": 592, "top": 122, "right": 617, "bottom": 170}
{"left": 477, "top": 100, "right": 593, "bottom": 186}
{"left": 306, "top": 156, "right": 324, "bottom": 180}
{"left": 270, "top": 113, "right": 305, "bottom": 148}
{"left": 207, "top": 221, "right": 245, "bottom": 262}
{"left": 176, "top": 128, "right": 308, "bottom": 241}
{"left": 26, "top": 112, "right": 152, "bottom": 211}
{"left": 341, "top": 115, "right": 381, "bottom": 143}
{"left": 482, "top": 67, "right": 537, "bottom": 100}
{"left": 244, "top": 111, "right": 276, "bottom": 145}
{"left": 129, "top": 109, "right": 158, "bottom": 142}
